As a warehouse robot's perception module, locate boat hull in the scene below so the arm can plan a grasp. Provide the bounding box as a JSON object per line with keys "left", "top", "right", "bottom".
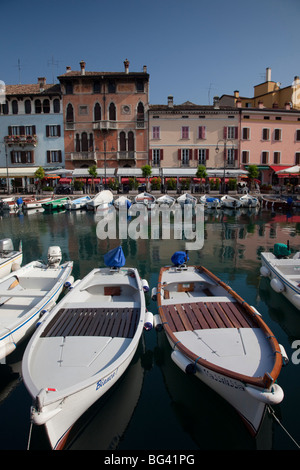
{"left": 31, "top": 344, "right": 139, "bottom": 450}
{"left": 157, "top": 264, "right": 284, "bottom": 436}
{"left": 260, "top": 252, "right": 300, "bottom": 310}
{"left": 0, "top": 261, "right": 73, "bottom": 360}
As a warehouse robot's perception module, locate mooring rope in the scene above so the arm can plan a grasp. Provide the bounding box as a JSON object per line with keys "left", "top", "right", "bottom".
{"left": 26, "top": 421, "right": 33, "bottom": 450}
{"left": 268, "top": 406, "right": 300, "bottom": 449}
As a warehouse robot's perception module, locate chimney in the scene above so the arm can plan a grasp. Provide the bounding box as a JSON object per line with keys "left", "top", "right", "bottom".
{"left": 167, "top": 95, "right": 174, "bottom": 107}
{"left": 234, "top": 90, "right": 239, "bottom": 98}
{"left": 285, "top": 102, "right": 291, "bottom": 110}
{"left": 236, "top": 99, "right": 242, "bottom": 108}
{"left": 258, "top": 100, "right": 264, "bottom": 108}
{"left": 124, "top": 59, "right": 129, "bottom": 74}
{"left": 266, "top": 67, "right": 271, "bottom": 82}
{"left": 80, "top": 60, "right": 86, "bottom": 75}
{"left": 213, "top": 96, "right": 220, "bottom": 109}
{"left": 66, "top": 66, "right": 72, "bottom": 73}
{"left": 143, "top": 65, "right": 147, "bottom": 73}
{"left": 38, "top": 77, "right": 46, "bottom": 92}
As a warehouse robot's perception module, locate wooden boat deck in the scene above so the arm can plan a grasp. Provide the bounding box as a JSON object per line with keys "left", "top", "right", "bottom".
{"left": 161, "top": 300, "right": 257, "bottom": 332}
{"left": 41, "top": 307, "right": 140, "bottom": 339}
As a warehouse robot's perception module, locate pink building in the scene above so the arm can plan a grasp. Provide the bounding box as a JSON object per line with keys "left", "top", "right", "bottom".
{"left": 239, "top": 102, "right": 300, "bottom": 184}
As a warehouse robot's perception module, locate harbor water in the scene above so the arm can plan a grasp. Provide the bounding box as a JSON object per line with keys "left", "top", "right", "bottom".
{"left": 0, "top": 203, "right": 300, "bottom": 451}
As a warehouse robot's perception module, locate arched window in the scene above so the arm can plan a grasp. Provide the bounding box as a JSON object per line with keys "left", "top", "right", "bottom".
{"left": 128, "top": 131, "right": 135, "bottom": 151}
{"left": 81, "top": 132, "right": 88, "bottom": 152}
{"left": 120, "top": 131, "right": 126, "bottom": 151}
{"left": 109, "top": 102, "right": 116, "bottom": 121}
{"left": 2, "top": 100, "right": 8, "bottom": 115}
{"left": 43, "top": 99, "right": 50, "bottom": 113}
{"left": 53, "top": 99, "right": 60, "bottom": 113}
{"left": 137, "top": 102, "right": 144, "bottom": 121}
{"left": 12, "top": 100, "right": 18, "bottom": 114}
{"left": 66, "top": 103, "right": 74, "bottom": 122}
{"left": 35, "top": 99, "right": 42, "bottom": 114}
{"left": 94, "top": 103, "right": 101, "bottom": 121}
{"left": 25, "top": 99, "right": 31, "bottom": 114}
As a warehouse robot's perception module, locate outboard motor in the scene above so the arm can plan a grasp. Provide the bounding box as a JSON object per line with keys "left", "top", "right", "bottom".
{"left": 47, "top": 246, "right": 62, "bottom": 268}
{"left": 0, "top": 238, "right": 14, "bottom": 254}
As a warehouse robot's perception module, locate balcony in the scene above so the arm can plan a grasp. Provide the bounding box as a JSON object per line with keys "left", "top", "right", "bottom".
{"left": 4, "top": 135, "right": 38, "bottom": 147}
{"left": 117, "top": 151, "right": 136, "bottom": 161}
{"left": 70, "top": 152, "right": 97, "bottom": 162}
{"left": 93, "top": 121, "right": 117, "bottom": 131}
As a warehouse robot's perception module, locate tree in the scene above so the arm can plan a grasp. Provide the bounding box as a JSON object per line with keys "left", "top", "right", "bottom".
{"left": 34, "top": 166, "right": 45, "bottom": 193}
{"left": 196, "top": 165, "right": 208, "bottom": 180}
{"left": 88, "top": 165, "right": 98, "bottom": 192}
{"left": 247, "top": 165, "right": 259, "bottom": 190}
{"left": 141, "top": 165, "right": 152, "bottom": 191}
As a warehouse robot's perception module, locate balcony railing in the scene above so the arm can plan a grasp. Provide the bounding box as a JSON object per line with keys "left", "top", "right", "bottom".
{"left": 117, "top": 151, "right": 136, "bottom": 160}
{"left": 70, "top": 152, "right": 97, "bottom": 161}
{"left": 4, "top": 135, "right": 38, "bottom": 147}
{"left": 93, "top": 121, "right": 117, "bottom": 131}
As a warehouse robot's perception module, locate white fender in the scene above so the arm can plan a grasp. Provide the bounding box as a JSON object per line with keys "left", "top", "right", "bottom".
{"left": 68, "top": 279, "right": 81, "bottom": 290}
{"left": 144, "top": 311, "right": 154, "bottom": 330}
{"left": 64, "top": 275, "right": 75, "bottom": 289}
{"left": 270, "top": 277, "right": 285, "bottom": 293}
{"left": 279, "top": 344, "right": 289, "bottom": 365}
{"left": 171, "top": 350, "right": 196, "bottom": 375}
{"left": 141, "top": 279, "right": 149, "bottom": 293}
{"left": 31, "top": 406, "right": 62, "bottom": 425}
{"left": 151, "top": 287, "right": 157, "bottom": 301}
{"left": 11, "top": 262, "right": 21, "bottom": 272}
{"left": 245, "top": 383, "right": 284, "bottom": 405}
{"left": 260, "top": 266, "right": 270, "bottom": 277}
{"left": 153, "top": 314, "right": 162, "bottom": 331}
{"left": 0, "top": 341, "right": 16, "bottom": 360}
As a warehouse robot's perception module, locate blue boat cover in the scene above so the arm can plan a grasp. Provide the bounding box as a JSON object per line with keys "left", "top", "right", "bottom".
{"left": 171, "top": 251, "right": 189, "bottom": 266}
{"left": 104, "top": 246, "right": 126, "bottom": 267}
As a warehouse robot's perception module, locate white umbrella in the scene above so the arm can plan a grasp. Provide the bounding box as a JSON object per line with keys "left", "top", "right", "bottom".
{"left": 275, "top": 165, "right": 300, "bottom": 174}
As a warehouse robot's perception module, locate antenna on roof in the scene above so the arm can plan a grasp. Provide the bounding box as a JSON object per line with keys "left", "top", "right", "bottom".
{"left": 47, "top": 56, "right": 60, "bottom": 83}
{"left": 17, "top": 59, "right": 21, "bottom": 84}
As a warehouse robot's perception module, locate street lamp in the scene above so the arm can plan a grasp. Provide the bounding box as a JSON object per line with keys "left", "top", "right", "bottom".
{"left": 215, "top": 139, "right": 234, "bottom": 194}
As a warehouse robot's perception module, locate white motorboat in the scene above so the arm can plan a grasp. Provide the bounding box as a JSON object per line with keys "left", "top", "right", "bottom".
{"left": 0, "top": 239, "right": 23, "bottom": 279}
{"left": 65, "top": 196, "right": 91, "bottom": 211}
{"left": 157, "top": 195, "right": 175, "bottom": 208}
{"left": 134, "top": 192, "right": 156, "bottom": 209}
{"left": 220, "top": 195, "right": 241, "bottom": 209}
{"left": 200, "top": 195, "right": 220, "bottom": 209}
{"left": 86, "top": 190, "right": 114, "bottom": 211}
{"left": 22, "top": 246, "right": 150, "bottom": 450}
{"left": 113, "top": 195, "right": 132, "bottom": 209}
{"left": 260, "top": 242, "right": 300, "bottom": 310}
{"left": 23, "top": 196, "right": 53, "bottom": 210}
{"left": 239, "top": 194, "right": 259, "bottom": 208}
{"left": 154, "top": 251, "right": 286, "bottom": 436}
{"left": 0, "top": 246, "right": 73, "bottom": 360}
{"left": 177, "top": 193, "right": 197, "bottom": 207}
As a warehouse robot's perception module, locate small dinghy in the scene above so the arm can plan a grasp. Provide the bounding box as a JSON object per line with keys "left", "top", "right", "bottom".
{"left": 134, "top": 192, "right": 156, "bottom": 209}
{"left": 239, "top": 194, "right": 259, "bottom": 208}
{"left": 157, "top": 195, "right": 175, "bottom": 208}
{"left": 22, "top": 246, "right": 150, "bottom": 450}
{"left": 114, "top": 196, "right": 132, "bottom": 209}
{"left": 200, "top": 195, "right": 220, "bottom": 209}
{"left": 0, "top": 238, "right": 23, "bottom": 279}
{"left": 177, "top": 193, "right": 197, "bottom": 207}
{"left": 86, "top": 190, "right": 114, "bottom": 211}
{"left": 155, "top": 251, "right": 286, "bottom": 436}
{"left": 220, "top": 195, "right": 241, "bottom": 209}
{"left": 23, "top": 196, "right": 53, "bottom": 210}
{"left": 65, "top": 196, "right": 91, "bottom": 211}
{"left": 260, "top": 242, "right": 300, "bottom": 310}
{"left": 0, "top": 246, "right": 73, "bottom": 360}
{"left": 42, "top": 197, "right": 70, "bottom": 211}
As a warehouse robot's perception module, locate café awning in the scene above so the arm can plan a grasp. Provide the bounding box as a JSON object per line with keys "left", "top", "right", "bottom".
{"left": 0, "top": 167, "right": 39, "bottom": 177}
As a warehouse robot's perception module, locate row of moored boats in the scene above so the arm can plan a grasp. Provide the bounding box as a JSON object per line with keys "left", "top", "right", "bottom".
{"left": 1, "top": 191, "right": 266, "bottom": 214}
{"left": 0, "top": 237, "right": 299, "bottom": 449}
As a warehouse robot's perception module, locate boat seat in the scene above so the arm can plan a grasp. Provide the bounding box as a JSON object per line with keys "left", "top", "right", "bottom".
{"left": 161, "top": 301, "right": 257, "bottom": 333}
{"left": 41, "top": 307, "right": 140, "bottom": 339}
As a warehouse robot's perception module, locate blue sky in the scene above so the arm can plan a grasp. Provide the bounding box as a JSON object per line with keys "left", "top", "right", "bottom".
{"left": 1, "top": 0, "right": 300, "bottom": 105}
